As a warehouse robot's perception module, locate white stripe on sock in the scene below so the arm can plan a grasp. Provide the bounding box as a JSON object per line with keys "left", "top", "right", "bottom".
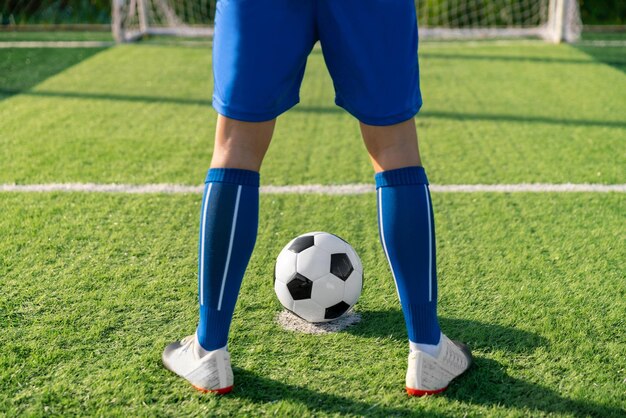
{"left": 424, "top": 185, "right": 433, "bottom": 302}
{"left": 217, "top": 185, "right": 242, "bottom": 311}
{"left": 378, "top": 188, "right": 402, "bottom": 302}
{"left": 199, "top": 183, "right": 213, "bottom": 306}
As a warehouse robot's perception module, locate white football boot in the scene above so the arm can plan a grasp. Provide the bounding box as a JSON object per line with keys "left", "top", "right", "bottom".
{"left": 162, "top": 335, "right": 234, "bottom": 394}
{"left": 406, "top": 334, "right": 472, "bottom": 396}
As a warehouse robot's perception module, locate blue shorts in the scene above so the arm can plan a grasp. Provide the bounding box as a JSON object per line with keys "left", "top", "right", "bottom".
{"left": 212, "top": 0, "right": 422, "bottom": 126}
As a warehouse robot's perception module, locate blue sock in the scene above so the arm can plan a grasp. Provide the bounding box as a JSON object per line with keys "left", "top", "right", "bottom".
{"left": 375, "top": 166, "right": 441, "bottom": 346}
{"left": 196, "top": 168, "right": 259, "bottom": 351}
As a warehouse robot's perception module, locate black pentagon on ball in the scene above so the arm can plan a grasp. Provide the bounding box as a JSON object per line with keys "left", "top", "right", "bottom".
{"left": 287, "top": 273, "right": 313, "bottom": 300}
{"left": 324, "top": 301, "right": 350, "bottom": 320}
{"left": 330, "top": 253, "right": 353, "bottom": 281}
{"left": 288, "top": 235, "right": 315, "bottom": 253}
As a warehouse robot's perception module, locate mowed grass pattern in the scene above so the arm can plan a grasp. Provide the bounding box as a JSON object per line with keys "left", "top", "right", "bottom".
{"left": 0, "top": 193, "right": 624, "bottom": 416}
{"left": 1, "top": 37, "right": 625, "bottom": 416}
{"left": 1, "top": 42, "right": 625, "bottom": 185}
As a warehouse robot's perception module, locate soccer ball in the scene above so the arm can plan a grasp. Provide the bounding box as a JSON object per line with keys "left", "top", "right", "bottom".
{"left": 274, "top": 232, "right": 363, "bottom": 323}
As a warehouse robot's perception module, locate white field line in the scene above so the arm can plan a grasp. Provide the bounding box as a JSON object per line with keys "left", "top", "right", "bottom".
{"left": 575, "top": 40, "right": 626, "bottom": 47}
{"left": 420, "top": 40, "right": 626, "bottom": 48}
{"left": 420, "top": 39, "right": 546, "bottom": 47}
{"left": 0, "top": 39, "right": 538, "bottom": 50}
{"left": 0, "top": 41, "right": 114, "bottom": 48}
{"left": 1, "top": 183, "right": 625, "bottom": 194}
{"left": 1, "top": 39, "right": 622, "bottom": 49}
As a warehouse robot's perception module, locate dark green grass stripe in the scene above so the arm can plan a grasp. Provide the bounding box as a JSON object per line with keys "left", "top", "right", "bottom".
{"left": 1, "top": 43, "right": 624, "bottom": 185}
{"left": 0, "top": 47, "right": 107, "bottom": 100}
{"left": 4, "top": 87, "right": 624, "bottom": 130}
{"left": 0, "top": 31, "right": 113, "bottom": 42}
{"left": 574, "top": 44, "right": 626, "bottom": 73}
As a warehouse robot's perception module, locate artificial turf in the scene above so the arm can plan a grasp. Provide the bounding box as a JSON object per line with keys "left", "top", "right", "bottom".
{"left": 1, "top": 34, "right": 625, "bottom": 417}
{"left": 0, "top": 42, "right": 625, "bottom": 186}
{"left": 0, "top": 31, "right": 113, "bottom": 42}
{"left": 0, "top": 47, "right": 107, "bottom": 101}
{"left": 0, "top": 192, "right": 624, "bottom": 416}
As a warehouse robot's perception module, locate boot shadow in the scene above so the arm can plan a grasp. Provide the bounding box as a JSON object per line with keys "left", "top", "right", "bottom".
{"left": 230, "top": 367, "right": 417, "bottom": 417}
{"left": 343, "top": 309, "right": 624, "bottom": 417}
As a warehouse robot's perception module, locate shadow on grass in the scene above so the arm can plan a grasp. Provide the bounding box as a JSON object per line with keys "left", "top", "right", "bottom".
{"left": 3, "top": 88, "right": 624, "bottom": 129}
{"left": 420, "top": 51, "right": 626, "bottom": 67}
{"left": 0, "top": 47, "right": 107, "bottom": 101}
{"left": 347, "top": 310, "right": 547, "bottom": 353}
{"left": 231, "top": 368, "right": 416, "bottom": 417}
{"left": 418, "top": 40, "right": 626, "bottom": 74}
{"left": 298, "top": 106, "right": 626, "bottom": 129}
{"left": 448, "top": 357, "right": 624, "bottom": 417}
{"left": 573, "top": 45, "right": 626, "bottom": 74}
{"left": 342, "top": 309, "right": 624, "bottom": 417}
{"left": 227, "top": 360, "right": 624, "bottom": 417}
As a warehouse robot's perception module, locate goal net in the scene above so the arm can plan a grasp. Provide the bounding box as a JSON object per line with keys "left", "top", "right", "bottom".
{"left": 112, "top": 0, "right": 582, "bottom": 43}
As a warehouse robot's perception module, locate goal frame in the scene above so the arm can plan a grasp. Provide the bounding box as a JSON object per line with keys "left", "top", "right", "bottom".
{"left": 112, "top": 0, "right": 578, "bottom": 44}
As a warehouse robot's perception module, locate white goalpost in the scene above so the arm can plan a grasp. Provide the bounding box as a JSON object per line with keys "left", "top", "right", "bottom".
{"left": 112, "top": 0, "right": 582, "bottom": 43}
{"left": 112, "top": 0, "right": 215, "bottom": 42}
{"left": 417, "top": 0, "right": 582, "bottom": 42}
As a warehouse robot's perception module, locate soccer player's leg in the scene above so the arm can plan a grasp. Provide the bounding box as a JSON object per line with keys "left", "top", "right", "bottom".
{"left": 163, "top": 0, "right": 317, "bottom": 393}
{"left": 162, "top": 117, "right": 272, "bottom": 394}
{"left": 317, "top": 0, "right": 472, "bottom": 395}
{"left": 362, "top": 120, "right": 472, "bottom": 396}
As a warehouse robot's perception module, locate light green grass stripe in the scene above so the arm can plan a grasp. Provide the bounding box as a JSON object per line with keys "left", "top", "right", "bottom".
{"left": 2, "top": 44, "right": 625, "bottom": 186}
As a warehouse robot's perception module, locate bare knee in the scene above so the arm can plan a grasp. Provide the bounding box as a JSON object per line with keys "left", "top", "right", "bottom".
{"left": 360, "top": 118, "right": 422, "bottom": 172}
{"left": 210, "top": 115, "right": 276, "bottom": 171}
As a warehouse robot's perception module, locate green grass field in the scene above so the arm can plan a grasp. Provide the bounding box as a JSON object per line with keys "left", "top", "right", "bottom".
{"left": 1, "top": 34, "right": 625, "bottom": 416}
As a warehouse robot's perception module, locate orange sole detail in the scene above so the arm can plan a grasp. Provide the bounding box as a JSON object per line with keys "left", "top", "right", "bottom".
{"left": 192, "top": 384, "right": 234, "bottom": 395}
{"left": 406, "top": 386, "right": 447, "bottom": 397}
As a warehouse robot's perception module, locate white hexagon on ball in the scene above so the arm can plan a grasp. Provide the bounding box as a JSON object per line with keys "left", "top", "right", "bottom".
{"left": 314, "top": 233, "right": 347, "bottom": 254}
{"left": 275, "top": 249, "right": 297, "bottom": 284}
{"left": 311, "top": 274, "right": 345, "bottom": 308}
{"left": 296, "top": 246, "right": 330, "bottom": 281}
{"left": 292, "top": 299, "right": 325, "bottom": 322}
{"left": 343, "top": 270, "right": 363, "bottom": 306}
{"left": 274, "top": 280, "right": 294, "bottom": 311}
